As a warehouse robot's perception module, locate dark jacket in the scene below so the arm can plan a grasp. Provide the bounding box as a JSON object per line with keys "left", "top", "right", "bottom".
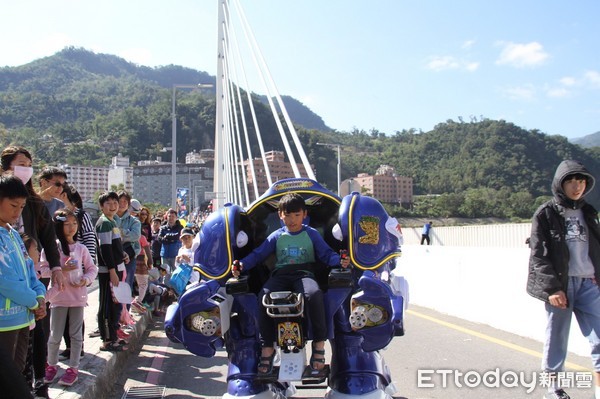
{"left": 159, "top": 220, "right": 183, "bottom": 258}
{"left": 527, "top": 160, "right": 600, "bottom": 302}
{"left": 22, "top": 198, "right": 61, "bottom": 270}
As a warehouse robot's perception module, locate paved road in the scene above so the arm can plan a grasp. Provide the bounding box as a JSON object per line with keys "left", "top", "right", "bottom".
{"left": 115, "top": 304, "right": 595, "bottom": 399}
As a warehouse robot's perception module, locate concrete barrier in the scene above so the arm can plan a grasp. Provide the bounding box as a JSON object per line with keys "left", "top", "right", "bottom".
{"left": 397, "top": 244, "right": 592, "bottom": 358}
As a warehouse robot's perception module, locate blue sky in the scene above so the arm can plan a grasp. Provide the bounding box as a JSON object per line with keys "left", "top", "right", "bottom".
{"left": 2, "top": 0, "right": 599, "bottom": 140}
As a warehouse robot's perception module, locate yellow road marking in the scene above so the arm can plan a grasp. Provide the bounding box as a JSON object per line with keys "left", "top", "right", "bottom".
{"left": 407, "top": 309, "right": 589, "bottom": 372}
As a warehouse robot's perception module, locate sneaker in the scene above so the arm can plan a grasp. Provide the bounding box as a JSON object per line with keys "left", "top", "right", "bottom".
{"left": 58, "top": 367, "right": 78, "bottom": 386}
{"left": 88, "top": 328, "right": 101, "bottom": 338}
{"left": 44, "top": 365, "right": 58, "bottom": 384}
{"left": 58, "top": 348, "right": 71, "bottom": 360}
{"left": 544, "top": 389, "right": 570, "bottom": 399}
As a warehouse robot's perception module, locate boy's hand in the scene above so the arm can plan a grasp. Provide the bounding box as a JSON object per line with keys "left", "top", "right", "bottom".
{"left": 34, "top": 298, "right": 46, "bottom": 320}
{"left": 549, "top": 290, "right": 567, "bottom": 309}
{"left": 231, "top": 260, "right": 243, "bottom": 278}
{"left": 340, "top": 250, "right": 350, "bottom": 268}
{"left": 109, "top": 269, "right": 120, "bottom": 287}
{"left": 179, "top": 254, "right": 191, "bottom": 264}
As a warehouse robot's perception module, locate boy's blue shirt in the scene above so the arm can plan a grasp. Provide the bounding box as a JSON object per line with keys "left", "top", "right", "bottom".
{"left": 0, "top": 225, "right": 46, "bottom": 331}
{"left": 241, "top": 225, "right": 340, "bottom": 271}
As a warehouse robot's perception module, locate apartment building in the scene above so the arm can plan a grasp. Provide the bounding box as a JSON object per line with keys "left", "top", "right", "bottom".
{"left": 133, "top": 160, "right": 214, "bottom": 208}
{"left": 353, "top": 165, "right": 413, "bottom": 205}
{"left": 242, "top": 150, "right": 314, "bottom": 201}
{"left": 60, "top": 165, "right": 109, "bottom": 202}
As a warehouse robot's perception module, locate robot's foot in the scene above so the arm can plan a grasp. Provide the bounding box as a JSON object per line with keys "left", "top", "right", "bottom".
{"left": 301, "top": 364, "right": 330, "bottom": 385}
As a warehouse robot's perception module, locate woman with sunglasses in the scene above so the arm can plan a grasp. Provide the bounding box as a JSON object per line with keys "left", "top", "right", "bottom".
{"left": 37, "top": 166, "right": 68, "bottom": 216}
{"left": 138, "top": 206, "right": 152, "bottom": 243}
{"left": 0, "top": 146, "right": 64, "bottom": 399}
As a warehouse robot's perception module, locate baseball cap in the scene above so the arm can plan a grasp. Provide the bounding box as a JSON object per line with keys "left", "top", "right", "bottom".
{"left": 180, "top": 228, "right": 194, "bottom": 238}
{"left": 129, "top": 199, "right": 142, "bottom": 214}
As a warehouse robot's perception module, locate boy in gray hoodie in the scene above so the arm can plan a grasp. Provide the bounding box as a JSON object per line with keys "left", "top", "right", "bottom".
{"left": 527, "top": 160, "right": 600, "bottom": 399}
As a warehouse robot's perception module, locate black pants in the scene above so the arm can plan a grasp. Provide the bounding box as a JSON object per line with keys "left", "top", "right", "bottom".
{"left": 258, "top": 270, "right": 326, "bottom": 346}
{"left": 421, "top": 234, "right": 430, "bottom": 245}
{"left": 98, "top": 272, "right": 122, "bottom": 343}
{"left": 0, "top": 343, "right": 34, "bottom": 399}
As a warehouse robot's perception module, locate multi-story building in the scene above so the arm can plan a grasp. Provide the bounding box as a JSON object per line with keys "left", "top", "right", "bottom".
{"left": 108, "top": 154, "right": 133, "bottom": 193}
{"left": 133, "top": 160, "right": 214, "bottom": 209}
{"left": 243, "top": 150, "right": 313, "bottom": 200}
{"left": 60, "top": 165, "right": 109, "bottom": 202}
{"left": 353, "top": 165, "right": 413, "bottom": 205}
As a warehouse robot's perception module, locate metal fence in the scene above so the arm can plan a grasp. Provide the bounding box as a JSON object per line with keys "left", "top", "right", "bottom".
{"left": 402, "top": 223, "right": 532, "bottom": 248}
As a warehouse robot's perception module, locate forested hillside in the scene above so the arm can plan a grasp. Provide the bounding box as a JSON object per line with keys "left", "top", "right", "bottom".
{"left": 1, "top": 47, "right": 599, "bottom": 218}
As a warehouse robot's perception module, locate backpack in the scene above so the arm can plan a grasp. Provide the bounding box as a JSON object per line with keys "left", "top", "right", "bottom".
{"left": 168, "top": 263, "right": 193, "bottom": 295}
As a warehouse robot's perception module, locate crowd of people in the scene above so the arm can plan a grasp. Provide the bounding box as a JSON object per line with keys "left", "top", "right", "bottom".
{"left": 0, "top": 145, "right": 196, "bottom": 399}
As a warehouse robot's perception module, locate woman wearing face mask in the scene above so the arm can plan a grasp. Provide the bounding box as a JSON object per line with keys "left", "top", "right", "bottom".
{"left": 0, "top": 145, "right": 64, "bottom": 398}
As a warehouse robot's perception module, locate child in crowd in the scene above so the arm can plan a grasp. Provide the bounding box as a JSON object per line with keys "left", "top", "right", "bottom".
{"left": 145, "top": 264, "right": 174, "bottom": 317}
{"left": 43, "top": 209, "right": 97, "bottom": 387}
{"left": 95, "top": 191, "right": 128, "bottom": 352}
{"left": 133, "top": 234, "right": 153, "bottom": 314}
{"left": 176, "top": 227, "right": 199, "bottom": 285}
{"left": 232, "top": 193, "right": 349, "bottom": 375}
{"left": 0, "top": 175, "right": 46, "bottom": 376}
{"left": 151, "top": 217, "right": 162, "bottom": 268}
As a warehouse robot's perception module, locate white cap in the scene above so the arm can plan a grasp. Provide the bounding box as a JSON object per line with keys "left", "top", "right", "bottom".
{"left": 129, "top": 199, "right": 142, "bottom": 214}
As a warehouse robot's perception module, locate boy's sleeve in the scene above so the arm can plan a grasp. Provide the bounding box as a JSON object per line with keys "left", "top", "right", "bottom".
{"left": 97, "top": 220, "right": 117, "bottom": 270}
{"left": 0, "top": 261, "right": 40, "bottom": 309}
{"left": 308, "top": 228, "right": 340, "bottom": 267}
{"left": 240, "top": 230, "right": 280, "bottom": 271}
{"left": 27, "top": 258, "right": 46, "bottom": 299}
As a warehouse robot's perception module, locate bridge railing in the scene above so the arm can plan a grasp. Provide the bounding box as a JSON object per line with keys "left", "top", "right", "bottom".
{"left": 398, "top": 223, "right": 590, "bottom": 358}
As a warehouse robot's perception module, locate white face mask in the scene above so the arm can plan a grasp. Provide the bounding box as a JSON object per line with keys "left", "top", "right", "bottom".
{"left": 13, "top": 165, "right": 33, "bottom": 185}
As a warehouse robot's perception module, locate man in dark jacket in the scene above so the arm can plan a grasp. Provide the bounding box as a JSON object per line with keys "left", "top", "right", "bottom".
{"left": 159, "top": 209, "right": 183, "bottom": 272}
{"left": 527, "top": 160, "right": 600, "bottom": 399}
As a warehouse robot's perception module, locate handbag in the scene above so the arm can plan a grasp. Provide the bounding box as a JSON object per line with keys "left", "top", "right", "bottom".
{"left": 168, "top": 263, "right": 193, "bottom": 295}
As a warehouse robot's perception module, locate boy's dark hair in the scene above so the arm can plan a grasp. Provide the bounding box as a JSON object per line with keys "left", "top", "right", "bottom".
{"left": 98, "top": 191, "right": 119, "bottom": 206}
{"left": 278, "top": 193, "right": 306, "bottom": 213}
{"left": 53, "top": 208, "right": 77, "bottom": 256}
{"left": 38, "top": 166, "right": 67, "bottom": 182}
{"left": 117, "top": 190, "right": 131, "bottom": 204}
{"left": 152, "top": 217, "right": 162, "bottom": 223}
{"left": 0, "top": 175, "right": 29, "bottom": 200}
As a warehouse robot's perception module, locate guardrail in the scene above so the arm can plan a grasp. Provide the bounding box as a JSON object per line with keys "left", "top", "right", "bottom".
{"left": 397, "top": 223, "right": 590, "bottom": 357}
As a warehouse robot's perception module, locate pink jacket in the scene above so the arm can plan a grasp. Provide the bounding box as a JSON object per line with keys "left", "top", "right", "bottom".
{"left": 41, "top": 242, "right": 98, "bottom": 308}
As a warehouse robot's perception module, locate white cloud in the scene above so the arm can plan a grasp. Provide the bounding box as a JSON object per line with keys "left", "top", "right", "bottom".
{"left": 584, "top": 70, "right": 600, "bottom": 88}
{"left": 426, "top": 56, "right": 478, "bottom": 72}
{"left": 465, "top": 62, "right": 480, "bottom": 72}
{"left": 462, "top": 40, "right": 475, "bottom": 50}
{"left": 496, "top": 41, "right": 549, "bottom": 68}
{"left": 559, "top": 76, "right": 577, "bottom": 87}
{"left": 502, "top": 84, "right": 536, "bottom": 101}
{"left": 427, "top": 56, "right": 460, "bottom": 71}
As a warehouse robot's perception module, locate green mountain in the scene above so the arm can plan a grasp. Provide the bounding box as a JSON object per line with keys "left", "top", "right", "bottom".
{"left": 0, "top": 47, "right": 326, "bottom": 166}
{"left": 1, "top": 47, "right": 599, "bottom": 217}
{"left": 572, "top": 131, "right": 600, "bottom": 148}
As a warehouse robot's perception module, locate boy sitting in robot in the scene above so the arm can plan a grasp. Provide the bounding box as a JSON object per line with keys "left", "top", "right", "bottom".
{"left": 232, "top": 193, "right": 350, "bottom": 375}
